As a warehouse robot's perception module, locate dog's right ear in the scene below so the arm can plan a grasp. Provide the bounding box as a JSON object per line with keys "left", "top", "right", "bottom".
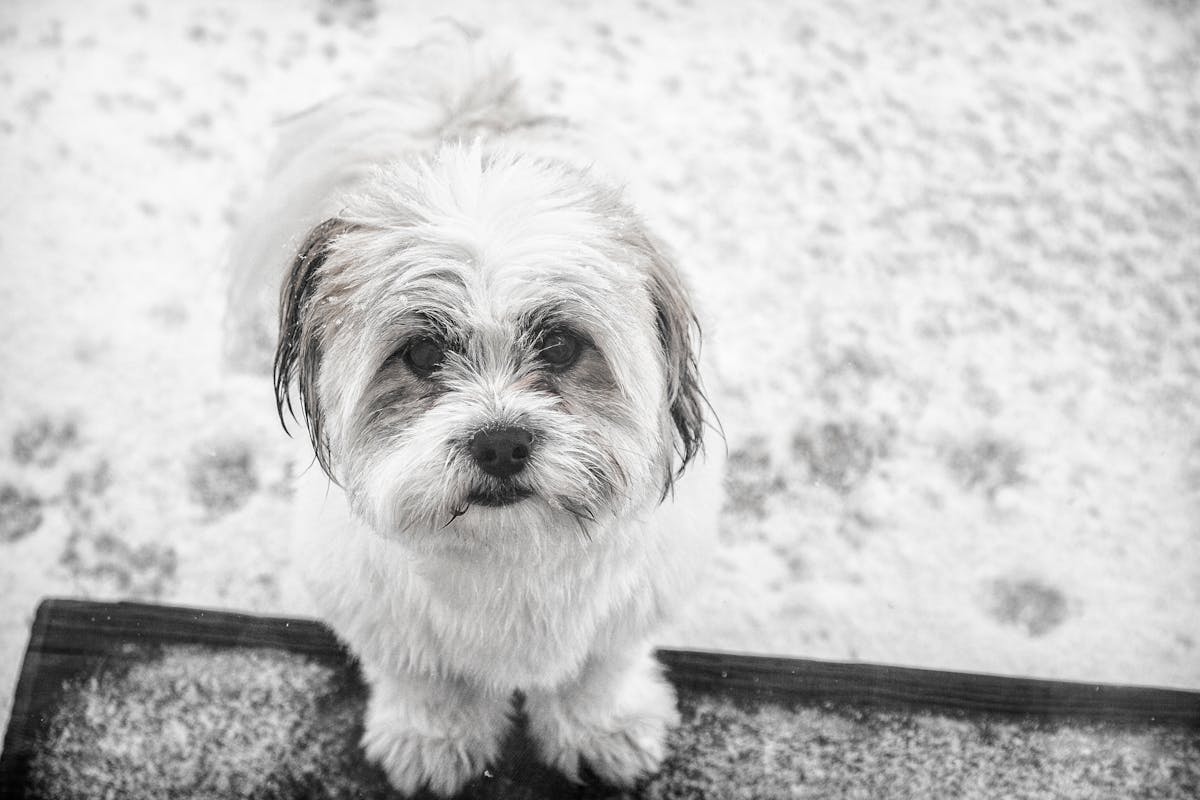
{"left": 274, "top": 217, "right": 355, "bottom": 479}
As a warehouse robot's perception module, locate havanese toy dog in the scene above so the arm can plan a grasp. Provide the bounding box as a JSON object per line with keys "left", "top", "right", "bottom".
{"left": 226, "top": 26, "right": 722, "bottom": 797}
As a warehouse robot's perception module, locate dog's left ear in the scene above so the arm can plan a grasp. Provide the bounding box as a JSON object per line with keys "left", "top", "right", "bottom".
{"left": 274, "top": 217, "right": 356, "bottom": 480}
{"left": 640, "top": 235, "right": 708, "bottom": 495}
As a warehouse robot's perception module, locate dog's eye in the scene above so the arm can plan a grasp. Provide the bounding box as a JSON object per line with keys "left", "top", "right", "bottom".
{"left": 404, "top": 338, "right": 446, "bottom": 377}
{"left": 538, "top": 330, "right": 581, "bottom": 370}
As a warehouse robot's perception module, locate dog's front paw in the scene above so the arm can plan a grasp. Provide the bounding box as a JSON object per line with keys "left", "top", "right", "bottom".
{"left": 535, "top": 702, "right": 677, "bottom": 787}
{"left": 361, "top": 675, "right": 511, "bottom": 798}
{"left": 362, "top": 721, "right": 490, "bottom": 797}
{"left": 526, "top": 653, "right": 680, "bottom": 788}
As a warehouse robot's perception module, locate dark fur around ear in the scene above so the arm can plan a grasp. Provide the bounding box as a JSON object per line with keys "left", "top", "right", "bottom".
{"left": 273, "top": 217, "right": 354, "bottom": 480}
{"left": 644, "top": 239, "right": 711, "bottom": 497}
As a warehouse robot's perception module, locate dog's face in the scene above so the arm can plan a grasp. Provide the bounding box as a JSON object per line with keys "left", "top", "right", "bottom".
{"left": 275, "top": 145, "right": 705, "bottom": 547}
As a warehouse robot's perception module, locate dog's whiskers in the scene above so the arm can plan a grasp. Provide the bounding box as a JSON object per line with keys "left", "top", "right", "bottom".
{"left": 442, "top": 503, "right": 470, "bottom": 528}
{"left": 555, "top": 499, "right": 596, "bottom": 541}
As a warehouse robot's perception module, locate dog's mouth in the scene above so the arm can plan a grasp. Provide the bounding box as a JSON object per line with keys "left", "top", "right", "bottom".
{"left": 463, "top": 486, "right": 533, "bottom": 508}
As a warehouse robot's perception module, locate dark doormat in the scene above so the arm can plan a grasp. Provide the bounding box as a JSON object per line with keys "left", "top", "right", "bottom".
{"left": 2, "top": 598, "right": 1197, "bottom": 799}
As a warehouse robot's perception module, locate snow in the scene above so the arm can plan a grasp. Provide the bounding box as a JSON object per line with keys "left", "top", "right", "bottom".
{"left": 1, "top": 0, "right": 1198, "bottom": 732}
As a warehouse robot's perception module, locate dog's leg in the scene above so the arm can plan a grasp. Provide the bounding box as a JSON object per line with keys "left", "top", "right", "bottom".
{"left": 524, "top": 642, "right": 680, "bottom": 787}
{"left": 361, "top": 666, "right": 513, "bottom": 797}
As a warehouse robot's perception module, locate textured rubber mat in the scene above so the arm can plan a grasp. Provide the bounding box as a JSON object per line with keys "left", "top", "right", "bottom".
{"left": 2, "top": 599, "right": 1197, "bottom": 799}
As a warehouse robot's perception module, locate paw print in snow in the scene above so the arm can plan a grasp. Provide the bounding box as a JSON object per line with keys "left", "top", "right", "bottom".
{"left": 984, "top": 576, "right": 1070, "bottom": 637}
{"left": 723, "top": 435, "right": 782, "bottom": 520}
{"left": 187, "top": 440, "right": 259, "bottom": 516}
{"left": 12, "top": 416, "right": 79, "bottom": 467}
{"left": 946, "top": 435, "right": 1025, "bottom": 500}
{"left": 0, "top": 483, "right": 43, "bottom": 542}
{"left": 792, "top": 420, "right": 888, "bottom": 493}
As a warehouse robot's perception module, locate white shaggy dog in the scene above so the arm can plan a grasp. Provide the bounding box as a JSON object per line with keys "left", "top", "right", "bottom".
{"left": 227, "top": 28, "right": 722, "bottom": 797}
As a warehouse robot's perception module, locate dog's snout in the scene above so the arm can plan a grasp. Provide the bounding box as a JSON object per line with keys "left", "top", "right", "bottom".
{"left": 469, "top": 427, "right": 534, "bottom": 478}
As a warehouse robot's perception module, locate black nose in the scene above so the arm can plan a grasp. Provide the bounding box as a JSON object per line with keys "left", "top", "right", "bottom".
{"left": 469, "top": 427, "right": 534, "bottom": 478}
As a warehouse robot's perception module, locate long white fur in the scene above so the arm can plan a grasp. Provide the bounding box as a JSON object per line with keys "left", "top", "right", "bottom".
{"left": 229, "top": 26, "right": 722, "bottom": 797}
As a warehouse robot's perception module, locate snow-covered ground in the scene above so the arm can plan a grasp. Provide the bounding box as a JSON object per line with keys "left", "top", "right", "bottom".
{"left": 1, "top": 0, "right": 1198, "bottom": 730}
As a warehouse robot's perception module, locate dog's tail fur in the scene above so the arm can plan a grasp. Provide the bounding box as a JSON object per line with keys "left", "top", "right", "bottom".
{"left": 223, "top": 24, "right": 532, "bottom": 372}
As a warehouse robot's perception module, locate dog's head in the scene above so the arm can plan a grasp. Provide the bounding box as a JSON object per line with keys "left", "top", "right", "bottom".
{"left": 275, "top": 144, "right": 707, "bottom": 545}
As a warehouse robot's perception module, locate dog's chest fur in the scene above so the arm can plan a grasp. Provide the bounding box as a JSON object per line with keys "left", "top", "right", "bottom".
{"left": 297, "top": 473, "right": 668, "bottom": 689}
{"left": 409, "top": 536, "right": 659, "bottom": 681}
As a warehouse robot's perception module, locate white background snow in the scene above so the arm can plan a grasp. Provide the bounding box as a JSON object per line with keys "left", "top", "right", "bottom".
{"left": 1, "top": 0, "right": 1198, "bottom": 731}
